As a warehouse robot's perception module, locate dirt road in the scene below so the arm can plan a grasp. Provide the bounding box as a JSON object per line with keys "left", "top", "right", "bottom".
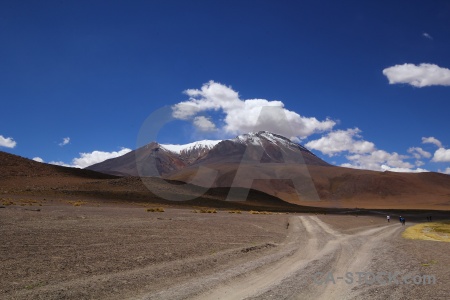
{"left": 138, "top": 216, "right": 401, "bottom": 300}
{"left": 4, "top": 206, "right": 447, "bottom": 300}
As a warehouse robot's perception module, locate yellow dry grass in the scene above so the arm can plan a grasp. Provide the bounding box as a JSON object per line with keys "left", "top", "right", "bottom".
{"left": 192, "top": 208, "right": 217, "bottom": 213}
{"left": 249, "top": 210, "right": 273, "bottom": 215}
{"left": 402, "top": 221, "right": 450, "bottom": 242}
{"left": 68, "top": 201, "right": 87, "bottom": 207}
{"left": 146, "top": 207, "right": 165, "bottom": 212}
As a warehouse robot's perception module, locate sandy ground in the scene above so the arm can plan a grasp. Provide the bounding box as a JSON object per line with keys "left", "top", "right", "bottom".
{"left": 1, "top": 202, "right": 449, "bottom": 299}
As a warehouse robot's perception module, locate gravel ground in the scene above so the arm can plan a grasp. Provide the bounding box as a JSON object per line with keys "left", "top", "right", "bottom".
{"left": 1, "top": 203, "right": 448, "bottom": 299}
{"left": 0, "top": 203, "right": 287, "bottom": 299}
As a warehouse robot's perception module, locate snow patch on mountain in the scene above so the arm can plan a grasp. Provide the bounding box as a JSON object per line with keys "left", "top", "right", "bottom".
{"left": 161, "top": 140, "right": 222, "bottom": 154}
{"left": 233, "top": 131, "right": 293, "bottom": 146}
{"left": 161, "top": 131, "right": 312, "bottom": 156}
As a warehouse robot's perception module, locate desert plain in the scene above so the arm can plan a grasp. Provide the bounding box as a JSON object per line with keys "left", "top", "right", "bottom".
{"left": 1, "top": 151, "right": 450, "bottom": 299}
{"left": 1, "top": 199, "right": 449, "bottom": 300}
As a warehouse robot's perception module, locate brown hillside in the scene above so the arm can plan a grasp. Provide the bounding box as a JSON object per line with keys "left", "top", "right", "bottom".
{"left": 0, "top": 151, "right": 313, "bottom": 211}
{"left": 167, "top": 163, "right": 450, "bottom": 210}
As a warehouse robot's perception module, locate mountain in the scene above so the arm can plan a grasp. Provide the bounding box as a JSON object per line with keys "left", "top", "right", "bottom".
{"left": 194, "top": 131, "right": 329, "bottom": 166}
{"left": 86, "top": 140, "right": 222, "bottom": 176}
{"left": 161, "top": 140, "right": 221, "bottom": 164}
{"left": 0, "top": 150, "right": 117, "bottom": 198}
{"left": 84, "top": 131, "right": 332, "bottom": 204}
{"left": 0, "top": 151, "right": 116, "bottom": 180}
{"left": 86, "top": 131, "right": 329, "bottom": 177}
{"left": 85, "top": 131, "right": 450, "bottom": 209}
{"left": 0, "top": 150, "right": 314, "bottom": 211}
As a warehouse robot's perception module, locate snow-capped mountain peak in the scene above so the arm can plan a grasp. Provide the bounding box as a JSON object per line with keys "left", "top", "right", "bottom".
{"left": 160, "top": 132, "right": 296, "bottom": 153}
{"left": 160, "top": 140, "right": 223, "bottom": 165}
{"left": 232, "top": 131, "right": 297, "bottom": 148}
{"left": 86, "top": 131, "right": 329, "bottom": 177}
{"left": 160, "top": 140, "right": 222, "bottom": 154}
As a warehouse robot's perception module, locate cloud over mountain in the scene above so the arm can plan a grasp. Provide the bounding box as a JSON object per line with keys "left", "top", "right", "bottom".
{"left": 432, "top": 147, "right": 450, "bottom": 162}
{"left": 408, "top": 147, "right": 431, "bottom": 159}
{"left": 342, "top": 150, "right": 414, "bottom": 171}
{"left": 193, "top": 116, "right": 217, "bottom": 132}
{"left": 305, "top": 128, "right": 375, "bottom": 156}
{"left": 306, "top": 129, "right": 432, "bottom": 172}
{"left": 172, "top": 81, "right": 336, "bottom": 139}
{"left": 49, "top": 148, "right": 132, "bottom": 168}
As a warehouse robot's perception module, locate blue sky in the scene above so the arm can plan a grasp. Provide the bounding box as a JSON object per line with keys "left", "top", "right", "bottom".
{"left": 1, "top": 0, "right": 450, "bottom": 173}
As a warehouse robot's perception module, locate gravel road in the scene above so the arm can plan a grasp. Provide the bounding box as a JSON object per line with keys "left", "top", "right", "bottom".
{"left": 2, "top": 204, "right": 448, "bottom": 299}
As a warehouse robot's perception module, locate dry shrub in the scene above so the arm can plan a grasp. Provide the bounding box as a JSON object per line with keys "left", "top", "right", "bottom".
{"left": 249, "top": 210, "right": 272, "bottom": 215}
{"left": 146, "top": 207, "right": 165, "bottom": 212}
{"left": 68, "top": 201, "right": 87, "bottom": 207}
{"left": 193, "top": 208, "right": 217, "bottom": 213}
{"left": 403, "top": 222, "right": 450, "bottom": 242}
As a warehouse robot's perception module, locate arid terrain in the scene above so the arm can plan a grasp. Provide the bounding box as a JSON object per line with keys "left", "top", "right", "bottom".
{"left": 1, "top": 150, "right": 449, "bottom": 299}
{"left": 1, "top": 203, "right": 449, "bottom": 299}
{"left": 86, "top": 132, "right": 450, "bottom": 210}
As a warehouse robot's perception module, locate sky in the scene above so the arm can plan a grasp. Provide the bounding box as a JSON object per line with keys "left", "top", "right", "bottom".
{"left": 1, "top": 0, "right": 450, "bottom": 173}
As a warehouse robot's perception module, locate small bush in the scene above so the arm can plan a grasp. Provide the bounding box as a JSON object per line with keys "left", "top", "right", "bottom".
{"left": 193, "top": 208, "right": 217, "bottom": 213}
{"left": 228, "top": 210, "right": 242, "bottom": 214}
{"left": 249, "top": 210, "right": 272, "bottom": 215}
{"left": 146, "top": 207, "right": 165, "bottom": 212}
{"left": 68, "top": 201, "right": 87, "bottom": 207}
{"left": 421, "top": 259, "right": 438, "bottom": 267}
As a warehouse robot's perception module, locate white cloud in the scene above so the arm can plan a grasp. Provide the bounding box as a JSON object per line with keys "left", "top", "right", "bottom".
{"left": 193, "top": 116, "right": 217, "bottom": 132}
{"left": 407, "top": 147, "right": 431, "bottom": 159}
{"left": 415, "top": 160, "right": 425, "bottom": 167}
{"left": 49, "top": 147, "right": 132, "bottom": 168}
{"left": 305, "top": 128, "right": 375, "bottom": 156}
{"left": 59, "top": 137, "right": 70, "bottom": 146}
{"left": 422, "top": 32, "right": 433, "bottom": 40}
{"left": 422, "top": 136, "right": 442, "bottom": 148}
{"left": 172, "top": 81, "right": 335, "bottom": 139}
{"left": 306, "top": 128, "right": 426, "bottom": 172}
{"left": 380, "top": 165, "right": 428, "bottom": 173}
{"left": 170, "top": 81, "right": 447, "bottom": 173}
{"left": 382, "top": 63, "right": 450, "bottom": 87}
{"left": 32, "top": 157, "right": 44, "bottom": 163}
{"left": 72, "top": 148, "right": 132, "bottom": 168}
{"left": 342, "top": 150, "right": 414, "bottom": 172}
{"left": 49, "top": 161, "right": 72, "bottom": 167}
{"left": 0, "top": 135, "right": 17, "bottom": 148}
{"left": 432, "top": 147, "right": 450, "bottom": 162}
{"left": 290, "top": 136, "right": 301, "bottom": 143}
{"left": 440, "top": 168, "right": 450, "bottom": 175}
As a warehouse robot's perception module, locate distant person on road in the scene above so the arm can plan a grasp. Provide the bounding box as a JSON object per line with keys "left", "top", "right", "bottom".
{"left": 387, "top": 215, "right": 390, "bottom": 223}
{"left": 399, "top": 216, "right": 402, "bottom": 223}
{"left": 401, "top": 217, "right": 406, "bottom": 226}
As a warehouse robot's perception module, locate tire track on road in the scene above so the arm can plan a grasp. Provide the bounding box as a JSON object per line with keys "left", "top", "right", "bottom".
{"left": 191, "top": 216, "right": 401, "bottom": 300}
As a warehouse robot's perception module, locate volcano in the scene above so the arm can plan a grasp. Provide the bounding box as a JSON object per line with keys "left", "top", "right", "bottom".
{"left": 86, "top": 131, "right": 450, "bottom": 209}
{"left": 86, "top": 131, "right": 329, "bottom": 177}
